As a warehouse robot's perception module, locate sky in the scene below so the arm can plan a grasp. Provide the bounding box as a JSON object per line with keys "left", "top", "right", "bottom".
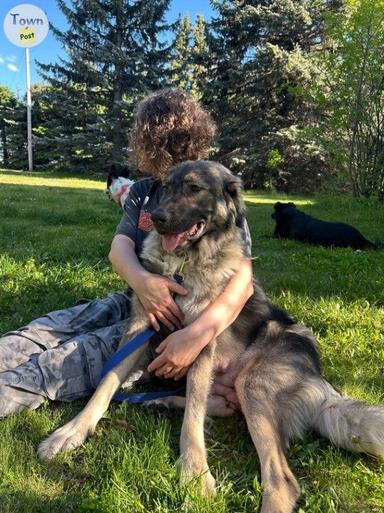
{"left": 0, "top": 0, "right": 214, "bottom": 97}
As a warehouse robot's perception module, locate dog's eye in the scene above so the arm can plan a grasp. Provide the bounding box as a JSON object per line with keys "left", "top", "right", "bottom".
{"left": 190, "top": 184, "right": 202, "bottom": 193}
{"left": 162, "top": 183, "right": 170, "bottom": 192}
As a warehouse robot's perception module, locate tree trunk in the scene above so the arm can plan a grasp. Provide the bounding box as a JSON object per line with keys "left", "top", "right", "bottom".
{"left": 111, "top": 0, "right": 124, "bottom": 170}
{"left": 0, "top": 120, "right": 9, "bottom": 167}
{"left": 347, "top": 17, "right": 372, "bottom": 197}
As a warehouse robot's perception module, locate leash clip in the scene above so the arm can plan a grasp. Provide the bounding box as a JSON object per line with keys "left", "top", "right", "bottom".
{"left": 173, "top": 272, "right": 184, "bottom": 285}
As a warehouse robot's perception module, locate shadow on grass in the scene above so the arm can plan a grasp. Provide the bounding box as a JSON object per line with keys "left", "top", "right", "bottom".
{"left": 6, "top": 405, "right": 188, "bottom": 512}
{"left": 0, "top": 181, "right": 121, "bottom": 285}
{"left": 0, "top": 181, "right": 119, "bottom": 226}
{"left": 0, "top": 260, "right": 124, "bottom": 335}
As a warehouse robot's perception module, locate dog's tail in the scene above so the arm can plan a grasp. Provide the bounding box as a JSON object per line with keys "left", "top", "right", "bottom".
{"left": 312, "top": 379, "right": 384, "bottom": 456}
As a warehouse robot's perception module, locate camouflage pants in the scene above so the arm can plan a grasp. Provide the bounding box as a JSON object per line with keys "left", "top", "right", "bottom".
{"left": 0, "top": 292, "right": 131, "bottom": 417}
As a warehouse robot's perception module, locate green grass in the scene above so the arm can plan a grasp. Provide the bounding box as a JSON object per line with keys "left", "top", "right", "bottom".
{"left": 0, "top": 168, "right": 383, "bottom": 513}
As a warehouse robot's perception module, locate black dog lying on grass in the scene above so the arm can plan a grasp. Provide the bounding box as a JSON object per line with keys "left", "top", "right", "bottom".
{"left": 272, "top": 201, "right": 379, "bottom": 249}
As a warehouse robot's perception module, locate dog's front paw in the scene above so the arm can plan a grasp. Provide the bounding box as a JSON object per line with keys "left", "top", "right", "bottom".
{"left": 200, "top": 470, "right": 216, "bottom": 496}
{"left": 38, "top": 417, "right": 95, "bottom": 460}
{"left": 180, "top": 462, "right": 216, "bottom": 496}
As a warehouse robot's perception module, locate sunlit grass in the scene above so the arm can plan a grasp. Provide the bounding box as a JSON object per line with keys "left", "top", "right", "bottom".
{"left": 0, "top": 168, "right": 105, "bottom": 190}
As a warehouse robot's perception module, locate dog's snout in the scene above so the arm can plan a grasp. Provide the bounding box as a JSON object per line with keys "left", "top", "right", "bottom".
{"left": 151, "top": 208, "right": 168, "bottom": 225}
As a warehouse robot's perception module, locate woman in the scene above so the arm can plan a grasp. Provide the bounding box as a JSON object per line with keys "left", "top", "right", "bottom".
{"left": 0, "top": 88, "right": 252, "bottom": 417}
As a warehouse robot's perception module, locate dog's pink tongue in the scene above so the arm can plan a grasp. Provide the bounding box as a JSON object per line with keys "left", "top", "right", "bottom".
{"left": 161, "top": 233, "right": 185, "bottom": 252}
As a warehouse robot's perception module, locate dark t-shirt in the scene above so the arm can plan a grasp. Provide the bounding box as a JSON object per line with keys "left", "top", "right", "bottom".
{"left": 115, "top": 178, "right": 162, "bottom": 256}
{"left": 115, "top": 177, "right": 252, "bottom": 257}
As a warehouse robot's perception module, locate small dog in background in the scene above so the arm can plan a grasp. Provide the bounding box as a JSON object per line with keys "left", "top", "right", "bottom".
{"left": 105, "top": 165, "right": 135, "bottom": 209}
{"left": 272, "top": 201, "right": 379, "bottom": 249}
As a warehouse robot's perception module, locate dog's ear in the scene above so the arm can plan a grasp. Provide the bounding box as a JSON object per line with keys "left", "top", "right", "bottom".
{"left": 274, "top": 201, "right": 281, "bottom": 210}
{"left": 224, "top": 174, "right": 245, "bottom": 224}
{"left": 109, "top": 164, "right": 118, "bottom": 179}
{"left": 288, "top": 202, "right": 296, "bottom": 207}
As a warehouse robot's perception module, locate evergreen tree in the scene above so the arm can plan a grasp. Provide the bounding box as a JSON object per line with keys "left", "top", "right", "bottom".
{"left": 30, "top": 84, "right": 65, "bottom": 169}
{"left": 37, "top": 0, "right": 171, "bottom": 173}
{"left": 0, "top": 86, "right": 21, "bottom": 168}
{"left": 190, "top": 15, "right": 210, "bottom": 100}
{"left": 0, "top": 84, "right": 60, "bottom": 170}
{"left": 170, "top": 14, "right": 192, "bottom": 91}
{"left": 205, "top": 0, "right": 343, "bottom": 191}
{"left": 170, "top": 14, "right": 209, "bottom": 100}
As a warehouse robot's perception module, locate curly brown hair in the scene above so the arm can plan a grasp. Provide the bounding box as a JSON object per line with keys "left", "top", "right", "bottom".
{"left": 131, "top": 88, "right": 216, "bottom": 179}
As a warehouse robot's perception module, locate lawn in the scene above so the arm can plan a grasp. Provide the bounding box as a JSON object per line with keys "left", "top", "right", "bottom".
{"left": 0, "top": 168, "right": 383, "bottom": 513}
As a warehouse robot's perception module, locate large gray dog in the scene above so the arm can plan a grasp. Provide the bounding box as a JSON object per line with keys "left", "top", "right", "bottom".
{"left": 39, "top": 161, "right": 384, "bottom": 513}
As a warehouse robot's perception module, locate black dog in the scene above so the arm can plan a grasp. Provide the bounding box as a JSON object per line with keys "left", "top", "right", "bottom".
{"left": 272, "top": 201, "right": 378, "bottom": 249}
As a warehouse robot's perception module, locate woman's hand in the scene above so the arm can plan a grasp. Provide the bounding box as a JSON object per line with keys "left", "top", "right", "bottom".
{"left": 109, "top": 236, "right": 187, "bottom": 331}
{"left": 147, "top": 324, "right": 211, "bottom": 379}
{"left": 135, "top": 273, "right": 188, "bottom": 331}
{"left": 147, "top": 326, "right": 241, "bottom": 412}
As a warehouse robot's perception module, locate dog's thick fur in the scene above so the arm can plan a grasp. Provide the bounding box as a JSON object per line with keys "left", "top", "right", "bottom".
{"left": 39, "top": 161, "right": 384, "bottom": 513}
{"left": 272, "top": 201, "right": 378, "bottom": 249}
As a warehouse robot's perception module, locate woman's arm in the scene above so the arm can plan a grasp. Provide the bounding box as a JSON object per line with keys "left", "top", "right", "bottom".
{"left": 109, "top": 234, "right": 187, "bottom": 330}
{"left": 147, "top": 257, "right": 254, "bottom": 378}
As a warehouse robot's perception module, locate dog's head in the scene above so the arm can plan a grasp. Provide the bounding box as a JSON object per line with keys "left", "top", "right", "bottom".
{"left": 271, "top": 201, "right": 297, "bottom": 220}
{"left": 151, "top": 160, "right": 245, "bottom": 253}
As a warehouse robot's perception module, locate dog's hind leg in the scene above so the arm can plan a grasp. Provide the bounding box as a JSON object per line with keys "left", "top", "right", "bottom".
{"left": 235, "top": 360, "right": 301, "bottom": 513}
{"left": 38, "top": 315, "right": 149, "bottom": 460}
{"left": 179, "top": 342, "right": 217, "bottom": 495}
{"left": 144, "top": 393, "right": 236, "bottom": 417}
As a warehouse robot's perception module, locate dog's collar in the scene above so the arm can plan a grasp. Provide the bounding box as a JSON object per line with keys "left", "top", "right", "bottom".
{"left": 116, "top": 183, "right": 131, "bottom": 204}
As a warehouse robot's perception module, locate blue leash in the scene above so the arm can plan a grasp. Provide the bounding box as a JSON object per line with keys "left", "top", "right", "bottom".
{"left": 100, "top": 327, "right": 155, "bottom": 379}
{"left": 100, "top": 273, "right": 185, "bottom": 404}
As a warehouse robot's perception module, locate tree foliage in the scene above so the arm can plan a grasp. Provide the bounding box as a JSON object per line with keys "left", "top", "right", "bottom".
{"left": 203, "top": 0, "right": 344, "bottom": 191}
{"left": 0, "top": 86, "right": 22, "bottom": 168}
{"left": 35, "top": 0, "right": 170, "bottom": 173}
{"left": 169, "top": 14, "right": 209, "bottom": 100}
{"left": 310, "top": 0, "right": 384, "bottom": 199}
{"left": 1, "top": 0, "right": 383, "bottom": 200}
